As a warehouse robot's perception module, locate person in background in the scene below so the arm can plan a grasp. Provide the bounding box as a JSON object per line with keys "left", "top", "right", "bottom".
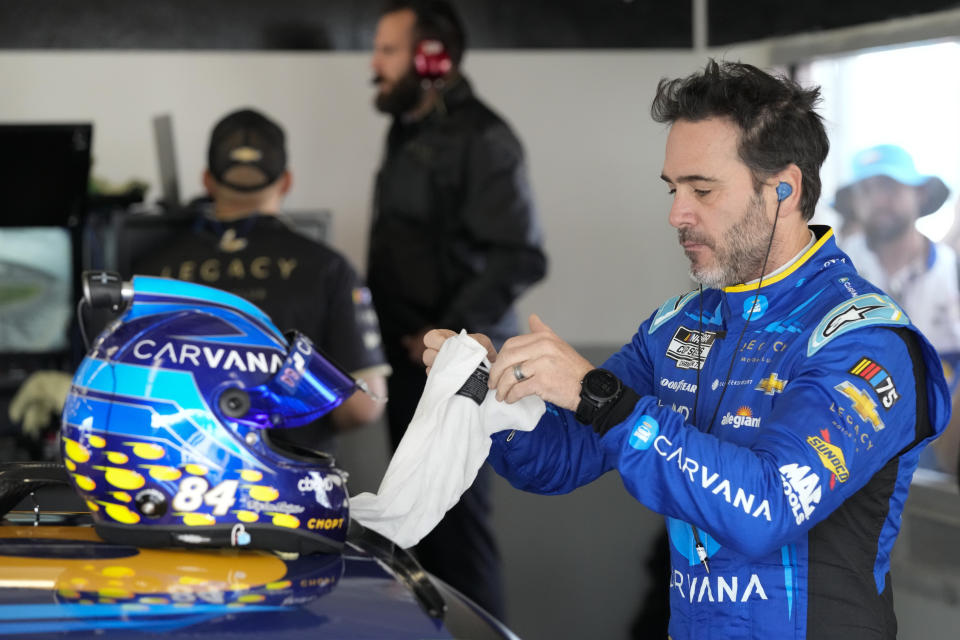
{"left": 833, "top": 144, "right": 960, "bottom": 475}
{"left": 423, "top": 60, "right": 949, "bottom": 640}
{"left": 133, "top": 108, "right": 390, "bottom": 452}
{"left": 367, "top": 0, "right": 547, "bottom": 619}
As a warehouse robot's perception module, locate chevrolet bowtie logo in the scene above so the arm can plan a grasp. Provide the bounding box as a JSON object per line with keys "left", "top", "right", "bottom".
{"left": 834, "top": 380, "right": 885, "bottom": 431}
{"left": 756, "top": 373, "right": 787, "bottom": 395}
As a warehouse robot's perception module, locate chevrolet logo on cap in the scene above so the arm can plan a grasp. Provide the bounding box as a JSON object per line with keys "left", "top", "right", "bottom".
{"left": 229, "top": 146, "right": 262, "bottom": 162}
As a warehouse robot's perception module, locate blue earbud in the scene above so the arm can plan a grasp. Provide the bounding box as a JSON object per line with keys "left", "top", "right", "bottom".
{"left": 776, "top": 182, "right": 792, "bottom": 201}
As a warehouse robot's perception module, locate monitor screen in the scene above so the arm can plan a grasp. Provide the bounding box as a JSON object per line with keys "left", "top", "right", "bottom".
{"left": 0, "top": 227, "right": 73, "bottom": 353}
{"left": 0, "top": 124, "right": 92, "bottom": 227}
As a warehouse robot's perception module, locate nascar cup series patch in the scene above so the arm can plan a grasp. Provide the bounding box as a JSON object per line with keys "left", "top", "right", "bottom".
{"left": 666, "top": 327, "right": 718, "bottom": 370}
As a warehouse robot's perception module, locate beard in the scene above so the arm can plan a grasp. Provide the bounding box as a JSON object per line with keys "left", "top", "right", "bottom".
{"left": 864, "top": 213, "right": 913, "bottom": 250}
{"left": 373, "top": 68, "right": 423, "bottom": 115}
{"left": 681, "top": 192, "right": 775, "bottom": 289}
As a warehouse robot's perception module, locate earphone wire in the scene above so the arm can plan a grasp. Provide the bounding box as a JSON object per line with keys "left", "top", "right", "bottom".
{"left": 702, "top": 196, "right": 782, "bottom": 435}
{"left": 688, "top": 189, "right": 784, "bottom": 573}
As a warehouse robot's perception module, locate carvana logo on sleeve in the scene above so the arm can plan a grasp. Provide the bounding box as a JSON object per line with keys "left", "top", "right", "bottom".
{"left": 629, "top": 415, "right": 660, "bottom": 450}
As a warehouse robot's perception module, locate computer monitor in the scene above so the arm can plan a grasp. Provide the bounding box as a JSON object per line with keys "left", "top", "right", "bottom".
{"left": 0, "top": 227, "right": 73, "bottom": 353}
{"left": 0, "top": 123, "right": 92, "bottom": 227}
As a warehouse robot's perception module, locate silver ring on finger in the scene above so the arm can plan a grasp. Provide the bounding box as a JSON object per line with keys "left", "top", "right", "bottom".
{"left": 513, "top": 363, "right": 527, "bottom": 382}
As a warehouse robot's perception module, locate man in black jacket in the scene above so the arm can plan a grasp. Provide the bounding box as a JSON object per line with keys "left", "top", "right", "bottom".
{"left": 367, "top": 0, "right": 547, "bottom": 619}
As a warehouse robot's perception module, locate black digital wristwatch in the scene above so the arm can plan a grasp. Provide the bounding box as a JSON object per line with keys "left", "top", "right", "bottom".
{"left": 575, "top": 368, "right": 623, "bottom": 425}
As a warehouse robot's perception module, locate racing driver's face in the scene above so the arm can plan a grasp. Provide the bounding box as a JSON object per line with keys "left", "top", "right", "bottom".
{"left": 662, "top": 117, "right": 776, "bottom": 289}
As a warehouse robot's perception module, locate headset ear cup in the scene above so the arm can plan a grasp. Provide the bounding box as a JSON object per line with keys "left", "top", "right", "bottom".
{"left": 776, "top": 182, "right": 793, "bottom": 201}
{"left": 414, "top": 39, "right": 452, "bottom": 79}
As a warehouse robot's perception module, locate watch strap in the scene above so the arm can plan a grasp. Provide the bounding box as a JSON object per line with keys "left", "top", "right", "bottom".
{"left": 593, "top": 387, "right": 641, "bottom": 436}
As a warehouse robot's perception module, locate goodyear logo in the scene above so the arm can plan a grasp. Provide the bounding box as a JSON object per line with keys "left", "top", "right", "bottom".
{"left": 807, "top": 435, "right": 849, "bottom": 485}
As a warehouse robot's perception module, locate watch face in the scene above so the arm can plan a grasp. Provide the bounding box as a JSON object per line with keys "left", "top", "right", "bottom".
{"left": 586, "top": 369, "right": 620, "bottom": 400}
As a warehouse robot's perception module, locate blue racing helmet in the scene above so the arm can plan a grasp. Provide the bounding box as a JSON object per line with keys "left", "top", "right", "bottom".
{"left": 61, "top": 275, "right": 357, "bottom": 554}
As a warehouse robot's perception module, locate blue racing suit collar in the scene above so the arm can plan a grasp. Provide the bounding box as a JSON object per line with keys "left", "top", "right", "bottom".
{"left": 716, "top": 226, "right": 848, "bottom": 326}
{"left": 723, "top": 225, "right": 834, "bottom": 295}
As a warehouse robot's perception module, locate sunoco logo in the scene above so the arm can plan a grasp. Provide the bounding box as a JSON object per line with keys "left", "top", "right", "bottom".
{"left": 720, "top": 407, "right": 761, "bottom": 429}
{"left": 660, "top": 378, "right": 697, "bottom": 393}
{"left": 808, "top": 433, "right": 849, "bottom": 487}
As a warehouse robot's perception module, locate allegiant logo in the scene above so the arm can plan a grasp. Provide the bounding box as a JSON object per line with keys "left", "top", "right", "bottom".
{"left": 720, "top": 407, "right": 761, "bottom": 429}
{"left": 131, "top": 339, "right": 285, "bottom": 373}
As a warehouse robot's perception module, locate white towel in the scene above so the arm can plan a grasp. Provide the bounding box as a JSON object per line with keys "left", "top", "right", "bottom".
{"left": 350, "top": 331, "right": 545, "bottom": 548}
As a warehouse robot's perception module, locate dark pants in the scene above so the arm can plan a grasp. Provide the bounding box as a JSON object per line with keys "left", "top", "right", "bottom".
{"left": 631, "top": 530, "right": 671, "bottom": 639}
{"left": 385, "top": 342, "right": 505, "bottom": 621}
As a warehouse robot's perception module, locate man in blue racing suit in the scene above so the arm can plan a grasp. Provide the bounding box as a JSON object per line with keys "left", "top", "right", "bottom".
{"left": 424, "top": 61, "right": 950, "bottom": 639}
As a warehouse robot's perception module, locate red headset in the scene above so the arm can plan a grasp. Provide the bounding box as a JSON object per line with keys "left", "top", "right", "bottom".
{"left": 414, "top": 39, "right": 452, "bottom": 80}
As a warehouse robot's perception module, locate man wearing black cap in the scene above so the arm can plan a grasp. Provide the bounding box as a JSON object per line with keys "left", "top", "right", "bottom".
{"left": 133, "top": 108, "right": 390, "bottom": 449}
{"left": 835, "top": 144, "right": 960, "bottom": 474}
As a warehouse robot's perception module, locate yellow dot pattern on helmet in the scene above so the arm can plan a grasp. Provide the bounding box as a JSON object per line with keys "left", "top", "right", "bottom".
{"left": 228, "top": 582, "right": 251, "bottom": 591}
{"left": 266, "top": 580, "right": 291, "bottom": 590}
{"left": 111, "top": 492, "right": 132, "bottom": 503}
{"left": 88, "top": 435, "right": 107, "bottom": 448}
{"left": 106, "top": 451, "right": 129, "bottom": 465}
{"left": 101, "top": 566, "right": 135, "bottom": 579}
{"left": 270, "top": 513, "right": 300, "bottom": 529}
{"left": 182, "top": 513, "right": 216, "bottom": 527}
{"left": 73, "top": 475, "right": 96, "bottom": 491}
{"left": 247, "top": 486, "right": 279, "bottom": 502}
{"left": 70, "top": 578, "right": 89, "bottom": 588}
{"left": 63, "top": 438, "right": 91, "bottom": 463}
{"left": 130, "top": 443, "right": 165, "bottom": 460}
{"left": 238, "top": 594, "right": 266, "bottom": 603}
{"left": 144, "top": 465, "right": 182, "bottom": 481}
{"left": 240, "top": 470, "right": 263, "bottom": 482}
{"left": 59, "top": 588, "right": 80, "bottom": 599}
{"left": 184, "top": 464, "right": 208, "bottom": 476}
{"left": 101, "top": 467, "right": 146, "bottom": 490}
{"left": 98, "top": 587, "right": 133, "bottom": 599}
{"left": 86, "top": 500, "right": 99, "bottom": 512}
{"left": 235, "top": 510, "right": 259, "bottom": 523}
{"left": 103, "top": 502, "right": 140, "bottom": 524}
{"left": 64, "top": 459, "right": 77, "bottom": 472}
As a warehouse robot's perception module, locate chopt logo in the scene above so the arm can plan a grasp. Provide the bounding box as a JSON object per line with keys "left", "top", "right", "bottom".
{"left": 666, "top": 327, "right": 718, "bottom": 370}
{"left": 849, "top": 357, "right": 899, "bottom": 409}
{"left": 131, "top": 339, "right": 284, "bottom": 373}
{"left": 779, "top": 463, "right": 821, "bottom": 525}
{"left": 808, "top": 430, "right": 849, "bottom": 489}
{"left": 720, "top": 406, "right": 761, "bottom": 429}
